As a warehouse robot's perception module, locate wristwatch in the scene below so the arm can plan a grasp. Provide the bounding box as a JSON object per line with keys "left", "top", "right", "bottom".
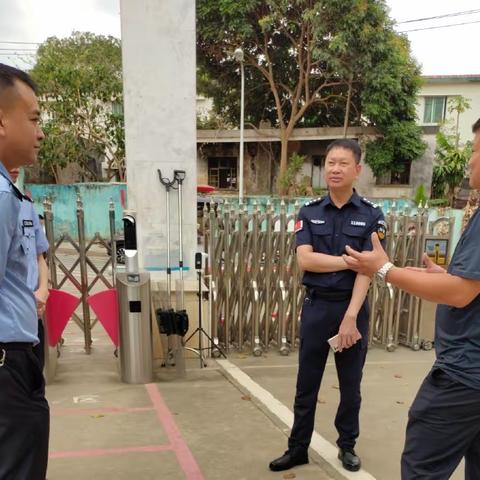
{"left": 376, "top": 261, "right": 394, "bottom": 285}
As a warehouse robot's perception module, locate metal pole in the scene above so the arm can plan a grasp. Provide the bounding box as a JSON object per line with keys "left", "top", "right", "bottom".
{"left": 77, "top": 195, "right": 92, "bottom": 354}
{"left": 177, "top": 179, "right": 185, "bottom": 309}
{"left": 165, "top": 185, "right": 171, "bottom": 300}
{"left": 43, "top": 196, "right": 57, "bottom": 288}
{"left": 109, "top": 198, "right": 117, "bottom": 286}
{"left": 239, "top": 59, "right": 245, "bottom": 202}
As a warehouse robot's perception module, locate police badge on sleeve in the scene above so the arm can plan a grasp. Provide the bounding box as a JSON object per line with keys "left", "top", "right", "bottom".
{"left": 377, "top": 220, "right": 387, "bottom": 240}
{"left": 294, "top": 220, "right": 303, "bottom": 233}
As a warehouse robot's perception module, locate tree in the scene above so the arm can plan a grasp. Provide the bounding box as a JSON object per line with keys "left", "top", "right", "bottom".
{"left": 197, "top": 0, "right": 424, "bottom": 193}
{"left": 447, "top": 95, "right": 471, "bottom": 148}
{"left": 30, "top": 32, "right": 124, "bottom": 182}
{"left": 431, "top": 97, "right": 472, "bottom": 205}
{"left": 432, "top": 131, "right": 471, "bottom": 205}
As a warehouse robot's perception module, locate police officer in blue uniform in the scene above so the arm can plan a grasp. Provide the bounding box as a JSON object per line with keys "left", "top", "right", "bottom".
{"left": 270, "top": 139, "right": 386, "bottom": 473}
{"left": 0, "top": 64, "right": 49, "bottom": 480}
{"left": 9, "top": 167, "right": 49, "bottom": 369}
{"left": 344, "top": 119, "right": 480, "bottom": 479}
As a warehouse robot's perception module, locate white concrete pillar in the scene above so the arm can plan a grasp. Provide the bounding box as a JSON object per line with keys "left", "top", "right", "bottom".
{"left": 120, "top": 0, "right": 197, "bottom": 275}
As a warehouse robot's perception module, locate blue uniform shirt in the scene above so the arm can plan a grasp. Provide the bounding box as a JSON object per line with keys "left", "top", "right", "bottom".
{"left": 435, "top": 208, "right": 480, "bottom": 390}
{"left": 0, "top": 161, "right": 38, "bottom": 343}
{"left": 295, "top": 191, "right": 386, "bottom": 290}
{"left": 19, "top": 198, "right": 49, "bottom": 291}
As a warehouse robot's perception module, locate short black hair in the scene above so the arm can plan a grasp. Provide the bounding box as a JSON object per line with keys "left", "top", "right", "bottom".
{"left": 0, "top": 63, "right": 37, "bottom": 98}
{"left": 325, "top": 138, "right": 362, "bottom": 164}
{"left": 473, "top": 118, "right": 480, "bottom": 133}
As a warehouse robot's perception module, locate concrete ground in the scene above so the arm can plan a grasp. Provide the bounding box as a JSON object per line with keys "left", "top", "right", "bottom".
{"left": 224, "top": 347, "right": 464, "bottom": 480}
{"left": 44, "top": 248, "right": 467, "bottom": 479}
{"left": 46, "top": 322, "right": 465, "bottom": 480}
{"left": 46, "top": 325, "right": 336, "bottom": 480}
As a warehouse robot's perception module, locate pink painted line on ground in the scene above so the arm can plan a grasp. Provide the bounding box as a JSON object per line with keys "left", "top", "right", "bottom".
{"left": 52, "top": 406, "right": 154, "bottom": 416}
{"left": 50, "top": 444, "right": 172, "bottom": 459}
{"left": 146, "top": 383, "right": 205, "bottom": 480}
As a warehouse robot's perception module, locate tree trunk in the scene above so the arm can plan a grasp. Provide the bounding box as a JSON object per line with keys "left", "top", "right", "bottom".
{"left": 448, "top": 186, "right": 456, "bottom": 207}
{"left": 277, "top": 131, "right": 289, "bottom": 195}
{"left": 343, "top": 74, "right": 353, "bottom": 137}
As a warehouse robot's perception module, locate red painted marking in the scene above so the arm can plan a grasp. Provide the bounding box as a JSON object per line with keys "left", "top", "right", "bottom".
{"left": 146, "top": 383, "right": 205, "bottom": 480}
{"left": 52, "top": 406, "right": 154, "bottom": 416}
{"left": 50, "top": 444, "right": 172, "bottom": 459}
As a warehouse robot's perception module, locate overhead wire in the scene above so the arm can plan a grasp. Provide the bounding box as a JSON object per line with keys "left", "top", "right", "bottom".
{"left": 397, "top": 8, "right": 480, "bottom": 24}
{"left": 398, "top": 19, "right": 480, "bottom": 33}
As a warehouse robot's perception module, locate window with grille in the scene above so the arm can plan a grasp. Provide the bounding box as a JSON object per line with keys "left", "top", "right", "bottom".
{"left": 208, "top": 157, "right": 237, "bottom": 189}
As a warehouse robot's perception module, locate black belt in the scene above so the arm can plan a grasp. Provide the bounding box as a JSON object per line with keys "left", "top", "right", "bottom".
{"left": 306, "top": 287, "right": 352, "bottom": 301}
{"left": 0, "top": 342, "right": 33, "bottom": 350}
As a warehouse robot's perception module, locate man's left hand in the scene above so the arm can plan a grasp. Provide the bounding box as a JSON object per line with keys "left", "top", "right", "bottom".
{"left": 337, "top": 315, "right": 362, "bottom": 351}
{"left": 343, "top": 233, "right": 389, "bottom": 277}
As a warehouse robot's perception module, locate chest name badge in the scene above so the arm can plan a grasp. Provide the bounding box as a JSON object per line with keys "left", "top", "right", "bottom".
{"left": 310, "top": 219, "right": 325, "bottom": 225}
{"left": 351, "top": 220, "right": 366, "bottom": 227}
{"left": 22, "top": 220, "right": 34, "bottom": 228}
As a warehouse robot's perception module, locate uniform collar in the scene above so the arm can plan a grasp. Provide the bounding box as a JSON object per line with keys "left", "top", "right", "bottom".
{"left": 324, "top": 189, "right": 362, "bottom": 208}
{"left": 350, "top": 190, "right": 362, "bottom": 207}
{"left": 0, "top": 161, "right": 10, "bottom": 181}
{"left": 0, "top": 161, "right": 29, "bottom": 201}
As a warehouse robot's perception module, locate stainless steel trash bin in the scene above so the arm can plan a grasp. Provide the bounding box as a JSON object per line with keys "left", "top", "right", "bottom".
{"left": 116, "top": 272, "right": 153, "bottom": 383}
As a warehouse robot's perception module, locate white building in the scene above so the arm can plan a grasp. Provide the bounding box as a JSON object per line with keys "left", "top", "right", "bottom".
{"left": 411, "top": 75, "right": 480, "bottom": 198}
{"left": 416, "top": 75, "right": 480, "bottom": 144}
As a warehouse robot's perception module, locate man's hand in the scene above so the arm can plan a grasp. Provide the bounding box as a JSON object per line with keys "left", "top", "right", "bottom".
{"left": 405, "top": 253, "right": 446, "bottom": 274}
{"left": 343, "top": 233, "right": 389, "bottom": 277}
{"left": 337, "top": 314, "right": 362, "bottom": 352}
{"left": 34, "top": 287, "right": 49, "bottom": 316}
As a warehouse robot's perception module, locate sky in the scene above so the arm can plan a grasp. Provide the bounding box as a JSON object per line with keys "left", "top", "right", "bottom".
{"left": 0, "top": 0, "right": 479, "bottom": 76}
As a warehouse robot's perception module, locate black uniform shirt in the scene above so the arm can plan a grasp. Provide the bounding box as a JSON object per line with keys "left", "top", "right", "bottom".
{"left": 295, "top": 191, "right": 386, "bottom": 290}
{"left": 435, "top": 208, "right": 480, "bottom": 390}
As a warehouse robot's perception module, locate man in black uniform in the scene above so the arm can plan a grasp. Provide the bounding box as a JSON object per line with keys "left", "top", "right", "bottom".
{"left": 344, "top": 119, "right": 480, "bottom": 479}
{"left": 269, "top": 139, "right": 386, "bottom": 473}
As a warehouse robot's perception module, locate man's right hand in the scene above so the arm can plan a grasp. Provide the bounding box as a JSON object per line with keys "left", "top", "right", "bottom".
{"left": 405, "top": 253, "right": 446, "bottom": 274}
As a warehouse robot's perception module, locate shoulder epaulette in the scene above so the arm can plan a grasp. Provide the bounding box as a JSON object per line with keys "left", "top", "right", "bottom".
{"left": 304, "top": 196, "right": 324, "bottom": 207}
{"left": 361, "top": 197, "right": 378, "bottom": 209}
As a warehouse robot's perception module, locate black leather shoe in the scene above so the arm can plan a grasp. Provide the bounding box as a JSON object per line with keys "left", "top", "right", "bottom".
{"left": 338, "top": 448, "right": 361, "bottom": 472}
{"left": 269, "top": 450, "right": 309, "bottom": 471}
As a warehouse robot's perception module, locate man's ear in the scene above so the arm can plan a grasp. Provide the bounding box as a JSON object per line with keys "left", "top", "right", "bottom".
{"left": 356, "top": 163, "right": 362, "bottom": 177}
{"left": 0, "top": 109, "right": 6, "bottom": 137}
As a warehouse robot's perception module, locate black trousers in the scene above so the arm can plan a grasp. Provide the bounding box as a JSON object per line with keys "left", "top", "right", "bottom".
{"left": 288, "top": 295, "right": 368, "bottom": 453}
{"left": 33, "top": 319, "right": 45, "bottom": 371}
{"left": 402, "top": 368, "right": 480, "bottom": 479}
{"left": 0, "top": 344, "right": 50, "bottom": 480}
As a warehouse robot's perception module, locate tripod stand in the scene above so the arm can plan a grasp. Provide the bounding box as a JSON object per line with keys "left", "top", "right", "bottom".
{"left": 184, "top": 256, "right": 226, "bottom": 368}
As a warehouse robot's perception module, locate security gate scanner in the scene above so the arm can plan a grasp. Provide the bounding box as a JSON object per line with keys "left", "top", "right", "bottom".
{"left": 116, "top": 211, "right": 153, "bottom": 384}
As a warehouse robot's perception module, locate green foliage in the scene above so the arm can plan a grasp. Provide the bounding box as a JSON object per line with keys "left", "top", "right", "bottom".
{"left": 447, "top": 95, "right": 471, "bottom": 148}
{"left": 428, "top": 198, "right": 449, "bottom": 208}
{"left": 414, "top": 184, "right": 427, "bottom": 207}
{"left": 365, "top": 121, "right": 426, "bottom": 178}
{"left": 279, "top": 152, "right": 306, "bottom": 194}
{"left": 30, "top": 32, "right": 124, "bottom": 182}
{"left": 197, "top": 0, "right": 425, "bottom": 184}
{"left": 431, "top": 130, "right": 471, "bottom": 205}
